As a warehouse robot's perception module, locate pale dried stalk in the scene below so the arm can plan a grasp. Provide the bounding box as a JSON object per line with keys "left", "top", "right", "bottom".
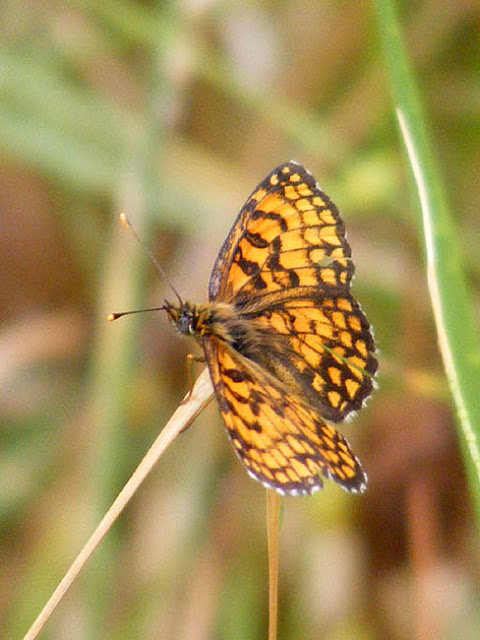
{"left": 23, "top": 368, "right": 214, "bottom": 640}
{"left": 266, "top": 490, "right": 281, "bottom": 640}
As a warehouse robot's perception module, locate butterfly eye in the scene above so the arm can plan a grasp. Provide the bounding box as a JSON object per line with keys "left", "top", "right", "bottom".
{"left": 175, "top": 308, "right": 195, "bottom": 335}
{"left": 176, "top": 316, "right": 189, "bottom": 334}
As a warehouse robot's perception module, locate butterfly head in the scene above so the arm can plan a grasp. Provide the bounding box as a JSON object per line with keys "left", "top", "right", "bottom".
{"left": 164, "top": 300, "right": 200, "bottom": 336}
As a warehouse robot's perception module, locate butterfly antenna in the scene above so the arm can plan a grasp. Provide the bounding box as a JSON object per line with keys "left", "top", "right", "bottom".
{"left": 108, "top": 306, "right": 168, "bottom": 322}
{"left": 119, "top": 213, "right": 183, "bottom": 306}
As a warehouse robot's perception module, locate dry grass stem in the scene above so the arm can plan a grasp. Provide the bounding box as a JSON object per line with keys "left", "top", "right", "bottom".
{"left": 267, "top": 489, "right": 281, "bottom": 640}
{"left": 23, "top": 368, "right": 214, "bottom": 640}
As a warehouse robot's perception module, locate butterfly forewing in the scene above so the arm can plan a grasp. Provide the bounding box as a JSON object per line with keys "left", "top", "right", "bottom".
{"left": 209, "top": 162, "right": 354, "bottom": 304}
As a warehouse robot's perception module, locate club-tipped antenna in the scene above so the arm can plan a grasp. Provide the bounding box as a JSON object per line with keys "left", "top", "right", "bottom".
{"left": 119, "top": 213, "right": 183, "bottom": 306}
{"left": 108, "top": 306, "right": 167, "bottom": 322}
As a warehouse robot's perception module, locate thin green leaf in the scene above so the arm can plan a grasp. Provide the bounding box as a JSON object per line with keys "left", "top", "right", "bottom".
{"left": 375, "top": 0, "right": 480, "bottom": 518}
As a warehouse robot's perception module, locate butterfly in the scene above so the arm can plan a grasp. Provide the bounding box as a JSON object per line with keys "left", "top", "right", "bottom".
{"left": 159, "top": 162, "right": 377, "bottom": 496}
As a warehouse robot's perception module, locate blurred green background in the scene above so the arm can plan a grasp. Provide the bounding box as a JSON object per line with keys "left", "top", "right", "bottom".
{"left": 1, "top": 1, "right": 479, "bottom": 639}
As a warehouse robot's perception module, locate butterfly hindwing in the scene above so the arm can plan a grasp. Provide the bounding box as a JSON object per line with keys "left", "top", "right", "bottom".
{"left": 242, "top": 296, "right": 377, "bottom": 422}
{"left": 202, "top": 334, "right": 367, "bottom": 495}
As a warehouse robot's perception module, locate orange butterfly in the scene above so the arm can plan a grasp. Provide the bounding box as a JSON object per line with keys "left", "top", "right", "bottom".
{"left": 163, "top": 162, "right": 377, "bottom": 495}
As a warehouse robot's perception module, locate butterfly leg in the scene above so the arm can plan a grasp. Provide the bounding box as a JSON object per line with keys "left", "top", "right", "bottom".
{"left": 179, "top": 353, "right": 207, "bottom": 419}
{"left": 177, "top": 354, "right": 208, "bottom": 434}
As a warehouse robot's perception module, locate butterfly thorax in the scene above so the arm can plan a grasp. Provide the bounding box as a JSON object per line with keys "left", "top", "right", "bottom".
{"left": 165, "top": 299, "right": 268, "bottom": 356}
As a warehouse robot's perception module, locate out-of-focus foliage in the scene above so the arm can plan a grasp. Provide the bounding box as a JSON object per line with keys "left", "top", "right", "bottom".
{"left": 1, "top": 1, "right": 479, "bottom": 639}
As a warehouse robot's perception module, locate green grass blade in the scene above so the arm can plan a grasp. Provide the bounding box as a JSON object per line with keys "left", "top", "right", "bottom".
{"left": 375, "top": 0, "right": 480, "bottom": 517}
